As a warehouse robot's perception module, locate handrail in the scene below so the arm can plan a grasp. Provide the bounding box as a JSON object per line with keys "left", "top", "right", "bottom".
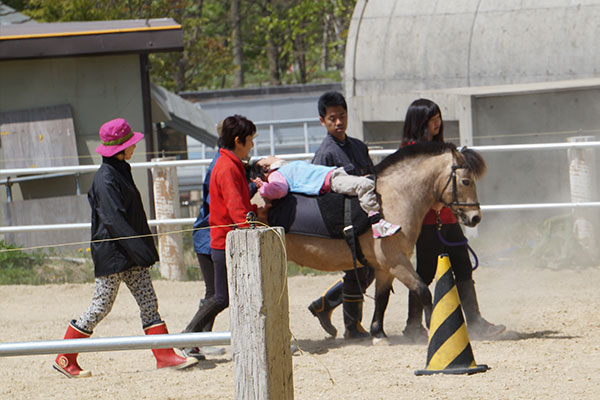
{"left": 2, "top": 140, "right": 599, "bottom": 177}
{"left": 1, "top": 141, "right": 599, "bottom": 234}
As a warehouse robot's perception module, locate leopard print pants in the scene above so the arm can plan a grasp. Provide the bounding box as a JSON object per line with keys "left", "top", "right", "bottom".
{"left": 75, "top": 266, "right": 161, "bottom": 333}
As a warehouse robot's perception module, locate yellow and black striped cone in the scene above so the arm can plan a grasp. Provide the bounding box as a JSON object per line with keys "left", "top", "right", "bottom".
{"left": 415, "top": 254, "right": 488, "bottom": 375}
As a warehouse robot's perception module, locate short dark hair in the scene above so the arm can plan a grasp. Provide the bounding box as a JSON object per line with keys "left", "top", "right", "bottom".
{"left": 402, "top": 98, "right": 444, "bottom": 145}
{"left": 318, "top": 91, "right": 347, "bottom": 118}
{"left": 218, "top": 115, "right": 256, "bottom": 150}
{"left": 248, "top": 160, "right": 267, "bottom": 181}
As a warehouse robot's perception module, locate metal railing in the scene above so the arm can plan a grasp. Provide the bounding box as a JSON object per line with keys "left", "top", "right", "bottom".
{"left": 1, "top": 141, "right": 599, "bottom": 234}
{"left": 0, "top": 332, "right": 231, "bottom": 357}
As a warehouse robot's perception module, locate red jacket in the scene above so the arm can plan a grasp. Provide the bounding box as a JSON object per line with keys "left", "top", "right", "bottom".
{"left": 423, "top": 207, "right": 457, "bottom": 225}
{"left": 209, "top": 148, "right": 258, "bottom": 250}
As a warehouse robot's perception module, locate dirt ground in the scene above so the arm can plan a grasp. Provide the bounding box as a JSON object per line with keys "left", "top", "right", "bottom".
{"left": 1, "top": 264, "right": 599, "bottom": 400}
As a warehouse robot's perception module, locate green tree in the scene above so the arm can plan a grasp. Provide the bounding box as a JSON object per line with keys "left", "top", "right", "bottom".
{"left": 9, "top": 0, "right": 357, "bottom": 90}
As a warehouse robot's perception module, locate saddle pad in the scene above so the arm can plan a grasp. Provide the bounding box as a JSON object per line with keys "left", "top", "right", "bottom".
{"left": 268, "top": 192, "right": 329, "bottom": 238}
{"left": 267, "top": 192, "right": 369, "bottom": 239}
{"left": 317, "top": 192, "right": 370, "bottom": 239}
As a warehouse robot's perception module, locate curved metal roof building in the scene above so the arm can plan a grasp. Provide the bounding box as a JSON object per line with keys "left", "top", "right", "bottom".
{"left": 345, "top": 0, "right": 600, "bottom": 97}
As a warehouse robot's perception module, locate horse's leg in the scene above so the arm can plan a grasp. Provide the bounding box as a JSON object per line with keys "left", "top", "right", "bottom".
{"left": 370, "top": 272, "right": 394, "bottom": 340}
{"left": 378, "top": 250, "right": 433, "bottom": 329}
{"left": 411, "top": 286, "right": 432, "bottom": 329}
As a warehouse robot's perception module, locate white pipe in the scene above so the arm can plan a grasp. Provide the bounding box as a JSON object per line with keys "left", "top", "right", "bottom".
{"left": 253, "top": 117, "right": 319, "bottom": 126}
{"left": 269, "top": 124, "right": 275, "bottom": 155}
{"left": 481, "top": 202, "right": 600, "bottom": 211}
{"left": 0, "top": 218, "right": 196, "bottom": 233}
{"left": 3, "top": 141, "right": 599, "bottom": 177}
{"left": 0, "top": 332, "right": 231, "bottom": 357}
{"left": 303, "top": 122, "right": 309, "bottom": 153}
{"left": 4, "top": 202, "right": 600, "bottom": 234}
{"left": 0, "top": 158, "right": 215, "bottom": 177}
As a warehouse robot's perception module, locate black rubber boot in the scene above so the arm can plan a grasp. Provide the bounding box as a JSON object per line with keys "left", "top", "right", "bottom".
{"left": 456, "top": 279, "right": 506, "bottom": 340}
{"left": 308, "top": 279, "right": 343, "bottom": 337}
{"left": 182, "top": 298, "right": 226, "bottom": 360}
{"left": 342, "top": 298, "right": 370, "bottom": 340}
{"left": 198, "top": 298, "right": 216, "bottom": 332}
{"left": 402, "top": 291, "right": 428, "bottom": 344}
{"left": 184, "top": 298, "right": 225, "bottom": 334}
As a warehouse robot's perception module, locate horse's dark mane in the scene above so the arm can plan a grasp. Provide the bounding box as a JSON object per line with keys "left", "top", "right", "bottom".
{"left": 374, "top": 141, "right": 486, "bottom": 178}
{"left": 374, "top": 142, "right": 455, "bottom": 174}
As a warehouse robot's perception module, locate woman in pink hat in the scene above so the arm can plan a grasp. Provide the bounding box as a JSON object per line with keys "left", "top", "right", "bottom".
{"left": 53, "top": 118, "right": 197, "bottom": 378}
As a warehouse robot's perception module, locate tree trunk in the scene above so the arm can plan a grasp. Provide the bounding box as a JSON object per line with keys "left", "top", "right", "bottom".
{"left": 266, "top": 34, "right": 281, "bottom": 86}
{"left": 197, "top": 0, "right": 203, "bottom": 18}
{"left": 321, "top": 14, "right": 330, "bottom": 71}
{"left": 331, "top": 10, "right": 345, "bottom": 70}
{"left": 295, "top": 33, "right": 307, "bottom": 84}
{"left": 231, "top": 0, "right": 244, "bottom": 87}
{"left": 174, "top": 54, "right": 186, "bottom": 92}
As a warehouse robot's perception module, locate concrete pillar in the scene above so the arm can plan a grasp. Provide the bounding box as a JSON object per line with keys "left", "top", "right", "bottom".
{"left": 151, "top": 156, "right": 185, "bottom": 280}
{"left": 567, "top": 136, "right": 598, "bottom": 258}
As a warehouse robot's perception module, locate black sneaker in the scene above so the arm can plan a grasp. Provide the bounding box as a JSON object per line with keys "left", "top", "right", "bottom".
{"left": 181, "top": 347, "right": 206, "bottom": 360}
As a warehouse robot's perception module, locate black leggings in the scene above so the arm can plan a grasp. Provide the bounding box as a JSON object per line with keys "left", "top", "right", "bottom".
{"left": 196, "top": 253, "right": 215, "bottom": 300}
{"left": 416, "top": 223, "right": 473, "bottom": 286}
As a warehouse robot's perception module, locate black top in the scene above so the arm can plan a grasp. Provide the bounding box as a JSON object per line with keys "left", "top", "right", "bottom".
{"left": 312, "top": 134, "right": 374, "bottom": 176}
{"left": 88, "top": 157, "right": 159, "bottom": 277}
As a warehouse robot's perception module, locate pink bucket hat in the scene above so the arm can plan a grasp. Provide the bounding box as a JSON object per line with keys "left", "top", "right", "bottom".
{"left": 96, "top": 118, "right": 144, "bottom": 157}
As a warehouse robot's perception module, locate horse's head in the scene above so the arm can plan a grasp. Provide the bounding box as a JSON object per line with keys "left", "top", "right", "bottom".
{"left": 439, "top": 147, "right": 486, "bottom": 227}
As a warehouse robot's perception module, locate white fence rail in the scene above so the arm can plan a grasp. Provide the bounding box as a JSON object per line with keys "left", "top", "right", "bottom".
{"left": 0, "top": 332, "right": 230, "bottom": 357}
{"left": 1, "top": 141, "right": 599, "bottom": 234}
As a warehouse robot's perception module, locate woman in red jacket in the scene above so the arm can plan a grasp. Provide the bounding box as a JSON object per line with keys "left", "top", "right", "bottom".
{"left": 183, "top": 115, "right": 266, "bottom": 335}
{"left": 401, "top": 99, "right": 505, "bottom": 342}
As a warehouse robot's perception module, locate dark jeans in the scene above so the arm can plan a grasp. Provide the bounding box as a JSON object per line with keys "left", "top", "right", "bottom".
{"left": 416, "top": 223, "right": 473, "bottom": 286}
{"left": 196, "top": 253, "right": 215, "bottom": 300}
{"left": 210, "top": 248, "right": 229, "bottom": 308}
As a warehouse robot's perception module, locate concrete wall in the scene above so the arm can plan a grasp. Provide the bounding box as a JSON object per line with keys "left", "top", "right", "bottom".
{"left": 0, "top": 55, "right": 152, "bottom": 249}
{"left": 0, "top": 55, "right": 149, "bottom": 198}
{"left": 1, "top": 195, "right": 89, "bottom": 251}
{"left": 344, "top": 0, "right": 600, "bottom": 249}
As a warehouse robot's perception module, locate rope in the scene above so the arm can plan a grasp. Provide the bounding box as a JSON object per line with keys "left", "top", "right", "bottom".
{"left": 435, "top": 227, "right": 480, "bottom": 271}
{"left": 0, "top": 222, "right": 240, "bottom": 254}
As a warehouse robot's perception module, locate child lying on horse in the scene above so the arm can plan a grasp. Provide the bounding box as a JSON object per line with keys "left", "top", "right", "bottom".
{"left": 249, "top": 156, "right": 401, "bottom": 239}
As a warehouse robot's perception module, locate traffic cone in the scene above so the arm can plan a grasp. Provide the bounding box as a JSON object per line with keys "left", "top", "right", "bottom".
{"left": 415, "top": 254, "right": 488, "bottom": 375}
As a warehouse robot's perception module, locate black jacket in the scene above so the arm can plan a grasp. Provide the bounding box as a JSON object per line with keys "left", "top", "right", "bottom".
{"left": 88, "top": 157, "right": 159, "bottom": 277}
{"left": 312, "top": 134, "right": 374, "bottom": 176}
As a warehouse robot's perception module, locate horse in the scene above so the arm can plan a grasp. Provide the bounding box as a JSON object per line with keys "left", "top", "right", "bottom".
{"left": 260, "top": 141, "right": 486, "bottom": 340}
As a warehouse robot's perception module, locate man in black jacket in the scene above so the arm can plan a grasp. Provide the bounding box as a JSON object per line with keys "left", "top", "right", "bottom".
{"left": 308, "top": 91, "right": 385, "bottom": 339}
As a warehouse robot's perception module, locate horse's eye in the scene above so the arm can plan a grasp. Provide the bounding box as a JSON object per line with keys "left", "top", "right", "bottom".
{"left": 461, "top": 179, "right": 470, "bottom": 186}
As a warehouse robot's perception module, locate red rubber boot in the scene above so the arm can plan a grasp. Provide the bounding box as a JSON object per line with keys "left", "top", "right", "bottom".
{"left": 144, "top": 321, "right": 198, "bottom": 370}
{"left": 53, "top": 321, "right": 92, "bottom": 378}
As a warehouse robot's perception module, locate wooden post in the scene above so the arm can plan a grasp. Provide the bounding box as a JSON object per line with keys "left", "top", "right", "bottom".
{"left": 226, "top": 227, "right": 294, "bottom": 400}
{"left": 151, "top": 156, "right": 185, "bottom": 280}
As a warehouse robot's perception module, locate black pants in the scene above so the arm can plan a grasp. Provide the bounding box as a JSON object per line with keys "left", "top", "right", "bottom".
{"left": 196, "top": 253, "right": 215, "bottom": 300}
{"left": 416, "top": 223, "right": 473, "bottom": 286}
{"left": 342, "top": 264, "right": 375, "bottom": 298}
{"left": 210, "top": 249, "right": 229, "bottom": 308}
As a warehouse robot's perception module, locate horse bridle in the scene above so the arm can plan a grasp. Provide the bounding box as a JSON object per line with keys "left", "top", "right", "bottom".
{"left": 438, "top": 157, "right": 480, "bottom": 209}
